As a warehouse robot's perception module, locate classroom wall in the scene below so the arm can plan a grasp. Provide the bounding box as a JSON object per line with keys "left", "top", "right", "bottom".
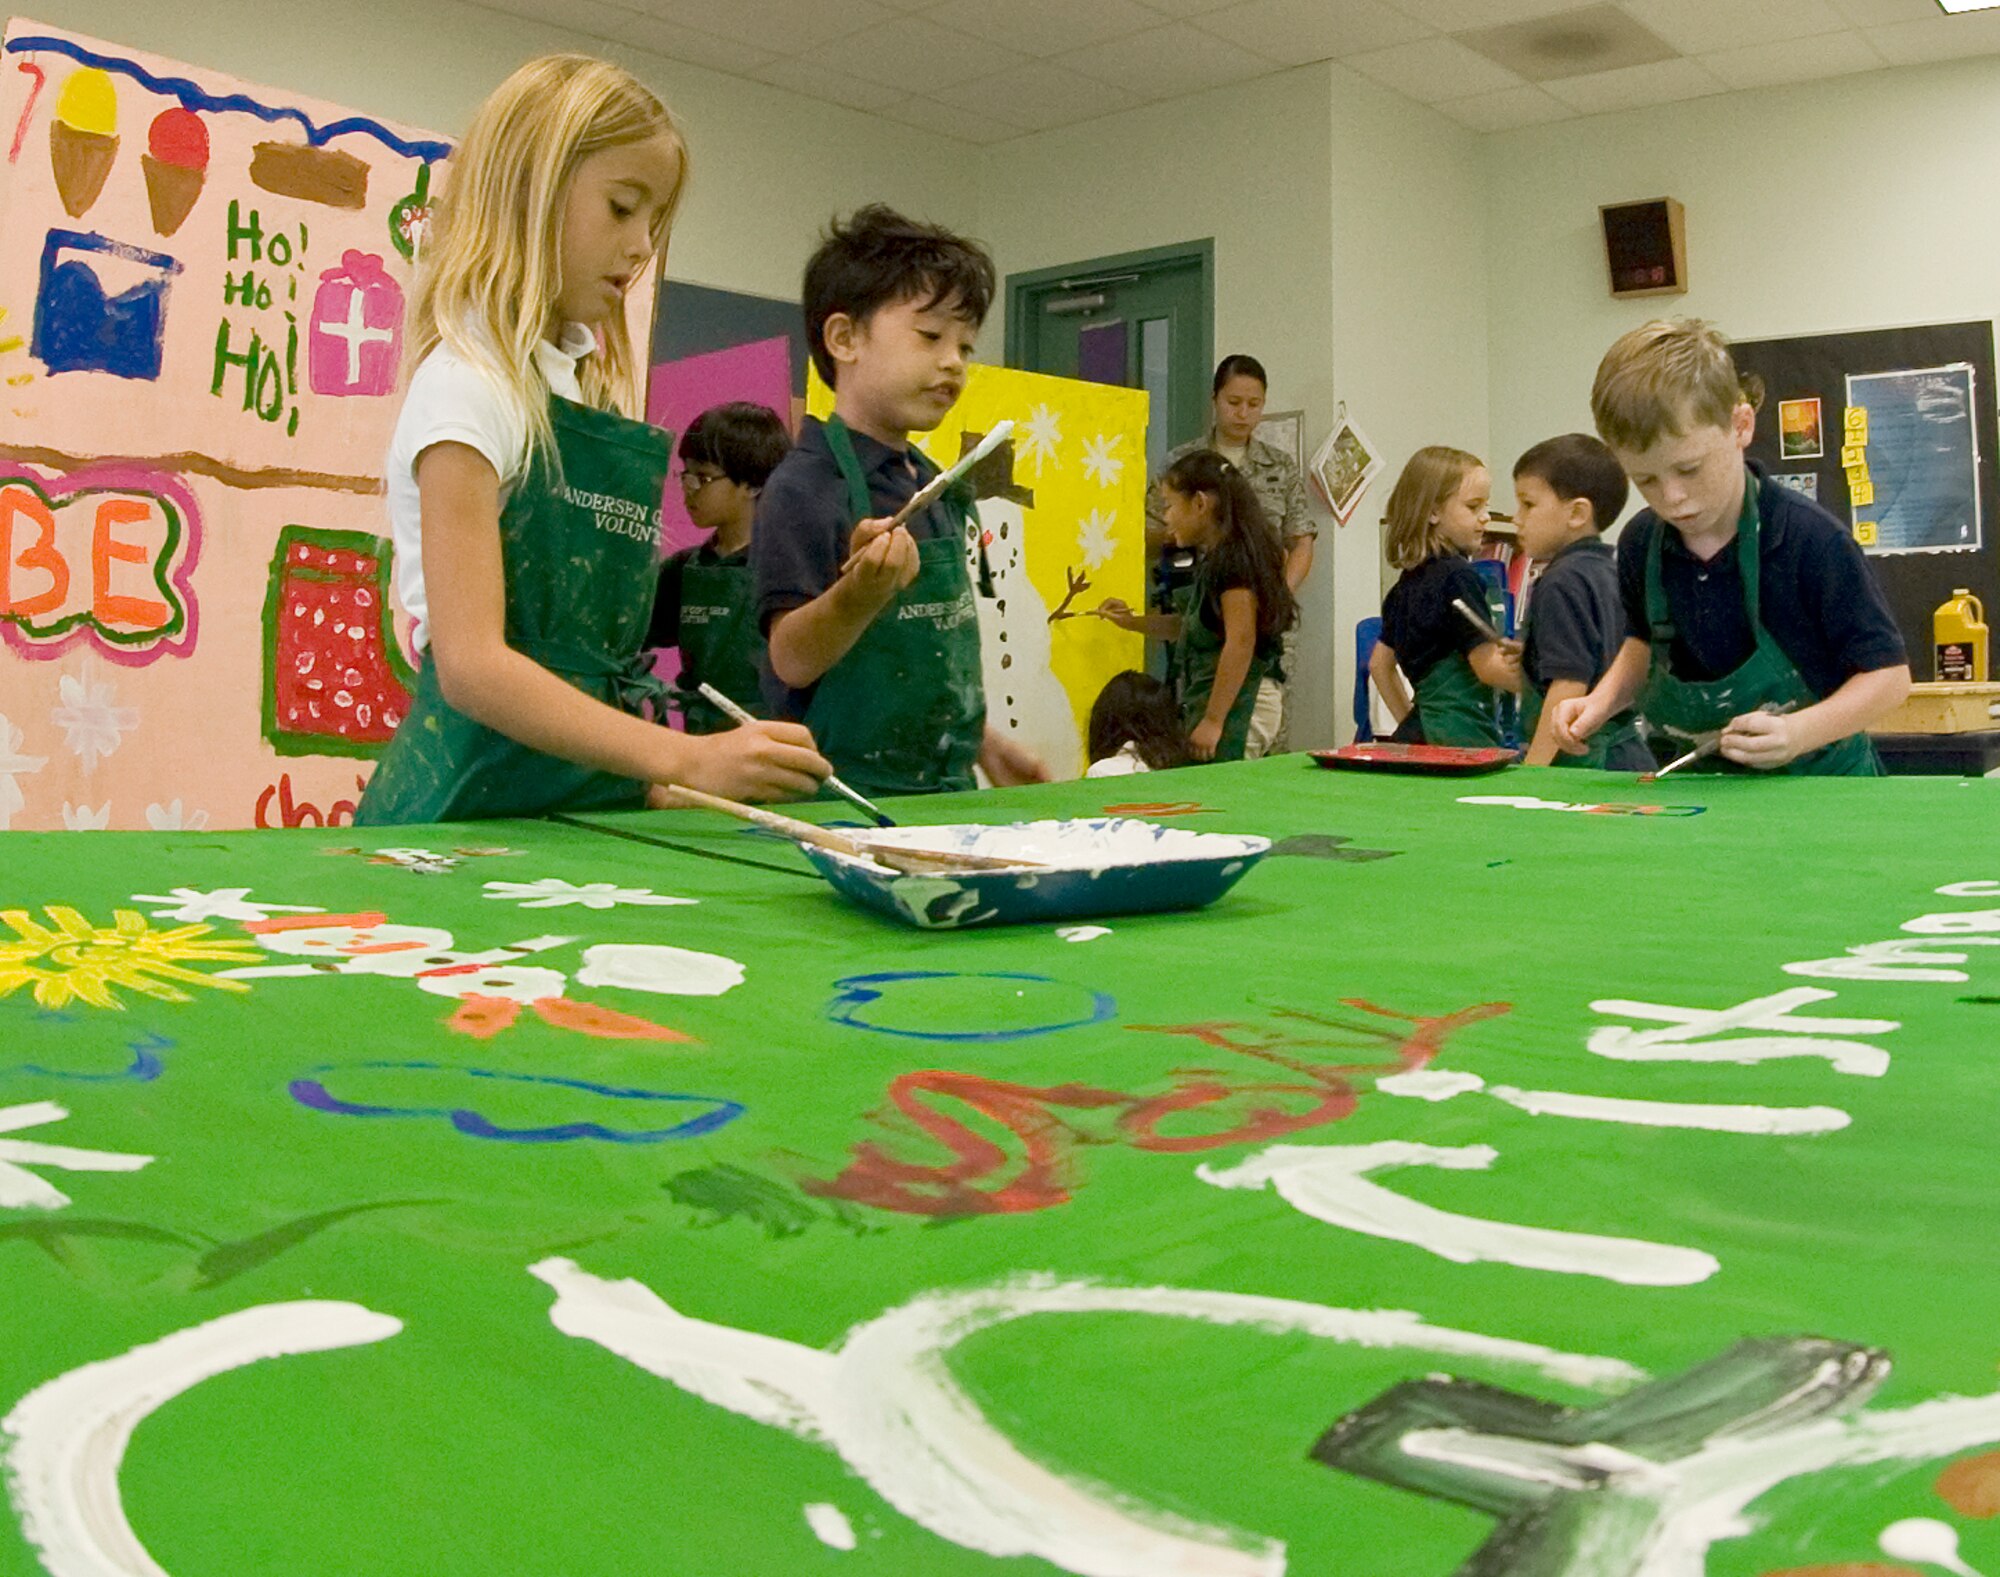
{"left": 1483, "top": 51, "right": 2000, "bottom": 525}
{"left": 975, "top": 64, "right": 1341, "bottom": 749}
{"left": 19, "top": 0, "right": 977, "bottom": 303}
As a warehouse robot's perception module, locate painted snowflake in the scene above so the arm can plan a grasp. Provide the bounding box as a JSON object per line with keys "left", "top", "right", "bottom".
{"left": 50, "top": 672, "right": 138, "bottom": 773}
{"left": 484, "top": 878, "right": 697, "bottom": 911}
{"left": 1077, "top": 509, "right": 1119, "bottom": 571}
{"left": 0, "top": 906, "right": 262, "bottom": 1010}
{"left": 61, "top": 803, "right": 109, "bottom": 832}
{"left": 145, "top": 800, "right": 210, "bottom": 832}
{"left": 1080, "top": 433, "right": 1126, "bottom": 489}
{"left": 131, "top": 887, "right": 327, "bottom": 924}
{"left": 1017, "top": 403, "right": 1061, "bottom": 477}
{"left": 0, "top": 714, "right": 46, "bottom": 832}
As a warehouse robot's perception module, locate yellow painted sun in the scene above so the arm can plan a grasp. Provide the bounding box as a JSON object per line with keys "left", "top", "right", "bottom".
{"left": 0, "top": 906, "right": 260, "bottom": 1009}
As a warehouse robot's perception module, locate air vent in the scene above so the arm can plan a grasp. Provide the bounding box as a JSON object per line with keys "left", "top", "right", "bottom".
{"left": 1456, "top": 4, "right": 1677, "bottom": 82}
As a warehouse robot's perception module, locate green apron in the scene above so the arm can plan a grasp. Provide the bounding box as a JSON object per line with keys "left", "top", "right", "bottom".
{"left": 670, "top": 547, "right": 763, "bottom": 735}
{"left": 802, "top": 415, "right": 985, "bottom": 797}
{"left": 357, "top": 394, "right": 672, "bottom": 824}
{"left": 1641, "top": 471, "right": 1880, "bottom": 777}
{"left": 1169, "top": 560, "right": 1270, "bottom": 762}
{"left": 1521, "top": 679, "right": 1644, "bottom": 770}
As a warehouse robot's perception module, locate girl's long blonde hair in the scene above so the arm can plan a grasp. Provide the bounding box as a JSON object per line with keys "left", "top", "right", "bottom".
{"left": 1383, "top": 446, "right": 1483, "bottom": 570}
{"left": 406, "top": 54, "right": 686, "bottom": 468}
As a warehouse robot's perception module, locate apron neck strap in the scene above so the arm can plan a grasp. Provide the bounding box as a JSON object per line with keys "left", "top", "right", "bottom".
{"left": 821, "top": 414, "right": 876, "bottom": 522}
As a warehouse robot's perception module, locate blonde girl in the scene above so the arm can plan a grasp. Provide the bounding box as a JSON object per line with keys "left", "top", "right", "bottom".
{"left": 1368, "top": 446, "right": 1520, "bottom": 747}
{"left": 358, "top": 54, "right": 825, "bottom": 824}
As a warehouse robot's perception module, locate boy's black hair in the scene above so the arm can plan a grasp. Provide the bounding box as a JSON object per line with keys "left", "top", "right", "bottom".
{"left": 1088, "top": 670, "right": 1190, "bottom": 771}
{"left": 1513, "top": 433, "right": 1629, "bottom": 533}
{"left": 679, "top": 402, "right": 790, "bottom": 488}
{"left": 803, "top": 204, "right": 997, "bottom": 388}
{"left": 1212, "top": 353, "right": 1267, "bottom": 394}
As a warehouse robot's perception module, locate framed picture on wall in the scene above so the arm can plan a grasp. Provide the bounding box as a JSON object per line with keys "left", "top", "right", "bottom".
{"left": 1254, "top": 409, "right": 1303, "bottom": 470}
{"left": 1309, "top": 409, "right": 1384, "bottom": 524}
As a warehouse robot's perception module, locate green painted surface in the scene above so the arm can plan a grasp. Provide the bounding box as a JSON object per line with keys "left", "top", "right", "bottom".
{"left": 3, "top": 758, "right": 1998, "bottom": 1576}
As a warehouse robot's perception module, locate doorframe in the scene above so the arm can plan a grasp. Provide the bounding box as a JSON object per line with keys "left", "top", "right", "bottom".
{"left": 1003, "top": 239, "right": 1216, "bottom": 398}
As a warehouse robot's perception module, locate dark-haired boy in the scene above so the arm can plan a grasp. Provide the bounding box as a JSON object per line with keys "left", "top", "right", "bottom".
{"left": 1512, "top": 433, "right": 1652, "bottom": 770}
{"left": 649, "top": 402, "right": 789, "bottom": 734}
{"left": 753, "top": 204, "right": 1046, "bottom": 797}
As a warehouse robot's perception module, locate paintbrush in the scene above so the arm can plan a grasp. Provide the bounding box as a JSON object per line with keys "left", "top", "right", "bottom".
{"left": 694, "top": 682, "right": 895, "bottom": 829}
{"left": 1452, "top": 597, "right": 1510, "bottom": 645}
{"left": 1639, "top": 702, "right": 1799, "bottom": 783}
{"left": 886, "top": 419, "right": 1015, "bottom": 530}
{"left": 654, "top": 784, "right": 1043, "bottom": 875}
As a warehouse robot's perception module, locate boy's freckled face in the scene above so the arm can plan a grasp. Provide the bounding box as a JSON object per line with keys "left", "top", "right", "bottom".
{"left": 1434, "top": 466, "right": 1490, "bottom": 554}
{"left": 1513, "top": 473, "right": 1584, "bottom": 560}
{"left": 837, "top": 295, "right": 979, "bottom": 435}
{"left": 1612, "top": 405, "right": 1754, "bottom": 541}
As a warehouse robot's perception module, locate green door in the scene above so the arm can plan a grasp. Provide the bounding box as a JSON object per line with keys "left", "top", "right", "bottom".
{"left": 1006, "top": 242, "right": 1213, "bottom": 479}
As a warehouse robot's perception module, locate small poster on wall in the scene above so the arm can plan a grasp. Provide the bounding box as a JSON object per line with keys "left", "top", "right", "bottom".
{"left": 1845, "top": 364, "right": 1982, "bottom": 555}
{"left": 1778, "top": 397, "right": 1823, "bottom": 460}
{"left": 1309, "top": 406, "right": 1383, "bottom": 525}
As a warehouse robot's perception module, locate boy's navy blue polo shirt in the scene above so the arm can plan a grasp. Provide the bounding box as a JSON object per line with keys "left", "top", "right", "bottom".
{"left": 1616, "top": 463, "right": 1908, "bottom": 698}
{"left": 1524, "top": 537, "right": 1624, "bottom": 692}
{"left": 750, "top": 415, "right": 964, "bottom": 718}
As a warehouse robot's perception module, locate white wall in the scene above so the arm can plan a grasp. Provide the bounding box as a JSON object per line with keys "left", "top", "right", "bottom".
{"left": 22, "top": 0, "right": 976, "bottom": 302}
{"left": 1483, "top": 52, "right": 2000, "bottom": 521}
{"left": 976, "top": 64, "right": 1340, "bottom": 746}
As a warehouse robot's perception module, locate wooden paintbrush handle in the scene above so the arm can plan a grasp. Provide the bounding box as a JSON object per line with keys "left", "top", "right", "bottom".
{"left": 654, "top": 785, "right": 867, "bottom": 857}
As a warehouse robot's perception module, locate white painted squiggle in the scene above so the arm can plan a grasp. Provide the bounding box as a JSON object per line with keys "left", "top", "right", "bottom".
{"left": 1484, "top": 1087, "right": 1851, "bottom": 1135}
{"left": 2, "top": 1301, "right": 402, "bottom": 1577}
{"left": 804, "top": 1503, "right": 857, "bottom": 1550}
{"left": 1197, "top": 1143, "right": 1718, "bottom": 1286}
{"left": 1938, "top": 881, "right": 2000, "bottom": 899}
{"left": 1784, "top": 936, "right": 2000, "bottom": 984}
{"left": 0, "top": 1102, "right": 153, "bottom": 1211}
{"left": 529, "top": 1259, "right": 1639, "bottom": 1577}
{"left": 1588, "top": 989, "right": 1898, "bottom": 1077}
{"left": 1906, "top": 908, "right": 2000, "bottom": 935}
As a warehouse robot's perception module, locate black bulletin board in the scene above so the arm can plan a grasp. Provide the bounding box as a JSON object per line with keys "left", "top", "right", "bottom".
{"left": 650, "top": 280, "right": 808, "bottom": 397}
{"left": 1731, "top": 321, "right": 2000, "bottom": 674}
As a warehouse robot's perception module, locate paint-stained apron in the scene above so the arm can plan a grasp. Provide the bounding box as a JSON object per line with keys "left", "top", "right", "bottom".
{"left": 803, "top": 415, "right": 985, "bottom": 798}
{"left": 1641, "top": 472, "right": 1880, "bottom": 777}
{"left": 1169, "top": 561, "right": 1270, "bottom": 763}
{"left": 1392, "top": 650, "right": 1502, "bottom": 748}
{"left": 356, "top": 394, "right": 672, "bottom": 824}
{"left": 671, "top": 550, "right": 764, "bottom": 735}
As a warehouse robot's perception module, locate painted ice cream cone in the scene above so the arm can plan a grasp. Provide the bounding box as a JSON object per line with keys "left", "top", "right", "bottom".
{"left": 49, "top": 67, "right": 118, "bottom": 219}
{"left": 143, "top": 109, "right": 208, "bottom": 236}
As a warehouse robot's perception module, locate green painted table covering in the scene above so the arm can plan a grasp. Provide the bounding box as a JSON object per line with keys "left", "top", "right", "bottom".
{"left": 5, "top": 759, "right": 2000, "bottom": 1577}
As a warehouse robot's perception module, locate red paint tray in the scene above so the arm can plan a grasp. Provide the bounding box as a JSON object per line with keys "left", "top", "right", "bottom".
{"left": 1311, "top": 743, "right": 1517, "bottom": 776}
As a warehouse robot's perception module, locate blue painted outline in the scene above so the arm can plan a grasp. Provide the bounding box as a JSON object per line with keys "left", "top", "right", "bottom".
{"left": 6, "top": 36, "right": 453, "bottom": 160}
{"left": 826, "top": 970, "right": 1117, "bottom": 1044}
{"left": 0, "top": 1031, "right": 169, "bottom": 1083}
{"left": 287, "top": 1061, "right": 744, "bottom": 1144}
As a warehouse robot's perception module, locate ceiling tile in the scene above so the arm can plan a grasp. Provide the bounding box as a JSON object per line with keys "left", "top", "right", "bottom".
{"left": 1343, "top": 35, "right": 1528, "bottom": 100}
{"left": 1542, "top": 52, "right": 1726, "bottom": 111}
{"left": 1435, "top": 83, "right": 1575, "bottom": 128}
{"left": 925, "top": 0, "right": 1162, "bottom": 56}
{"left": 876, "top": 94, "right": 1028, "bottom": 142}
{"left": 1457, "top": 4, "right": 1677, "bottom": 81}
{"left": 1133, "top": 0, "right": 1244, "bottom": 15}
{"left": 1865, "top": 12, "right": 2000, "bottom": 66}
{"left": 1828, "top": 0, "right": 1937, "bottom": 23}
{"left": 1392, "top": 0, "right": 1599, "bottom": 32}
{"left": 951, "top": 58, "right": 1146, "bottom": 129}
{"left": 1616, "top": 0, "right": 1851, "bottom": 54}
{"left": 1697, "top": 27, "right": 1884, "bottom": 89}
{"left": 748, "top": 55, "right": 887, "bottom": 111}
{"left": 1056, "top": 21, "right": 1278, "bottom": 97}
{"left": 474, "top": 0, "right": 640, "bottom": 40}
{"left": 642, "top": 0, "right": 894, "bottom": 53}
{"left": 809, "top": 17, "right": 1029, "bottom": 86}
{"left": 1191, "top": 0, "right": 1434, "bottom": 63}
{"left": 613, "top": 12, "right": 781, "bottom": 71}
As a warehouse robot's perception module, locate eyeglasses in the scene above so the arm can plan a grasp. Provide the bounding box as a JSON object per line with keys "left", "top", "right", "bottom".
{"left": 677, "top": 466, "right": 727, "bottom": 492}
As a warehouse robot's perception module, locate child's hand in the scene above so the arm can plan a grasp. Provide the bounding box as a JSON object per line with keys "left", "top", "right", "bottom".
{"left": 1718, "top": 708, "right": 1802, "bottom": 770}
{"left": 676, "top": 719, "right": 829, "bottom": 803}
{"left": 1549, "top": 695, "right": 1600, "bottom": 755}
{"left": 1188, "top": 717, "right": 1223, "bottom": 760}
{"left": 1093, "top": 598, "right": 1140, "bottom": 630}
{"left": 840, "top": 515, "right": 920, "bottom": 592}
{"left": 979, "top": 729, "right": 1051, "bottom": 787}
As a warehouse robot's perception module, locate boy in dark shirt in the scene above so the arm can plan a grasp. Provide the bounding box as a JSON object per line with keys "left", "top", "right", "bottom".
{"left": 1556, "top": 319, "right": 1910, "bottom": 774}
{"left": 649, "top": 402, "right": 788, "bottom": 733}
{"left": 752, "top": 205, "right": 1046, "bottom": 796}
{"left": 1512, "top": 434, "right": 1650, "bottom": 771}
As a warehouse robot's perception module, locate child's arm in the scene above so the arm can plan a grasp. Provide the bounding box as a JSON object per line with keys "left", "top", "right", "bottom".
{"left": 418, "top": 443, "right": 828, "bottom": 800}
{"left": 767, "top": 516, "right": 920, "bottom": 688}
{"left": 1093, "top": 599, "right": 1182, "bottom": 639}
{"left": 1522, "top": 678, "right": 1588, "bottom": 766}
{"left": 980, "top": 726, "right": 1050, "bottom": 786}
{"left": 1551, "top": 636, "right": 1648, "bottom": 752}
{"left": 1189, "top": 587, "right": 1258, "bottom": 760}
{"left": 1468, "top": 639, "right": 1523, "bottom": 695}
{"left": 1719, "top": 663, "right": 1912, "bottom": 769}
{"left": 1369, "top": 640, "right": 1413, "bottom": 727}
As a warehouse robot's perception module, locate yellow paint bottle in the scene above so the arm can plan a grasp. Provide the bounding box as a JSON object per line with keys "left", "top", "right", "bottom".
{"left": 1934, "top": 588, "right": 1989, "bottom": 682}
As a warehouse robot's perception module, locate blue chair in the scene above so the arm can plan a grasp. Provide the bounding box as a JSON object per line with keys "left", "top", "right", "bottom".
{"left": 1353, "top": 616, "right": 1382, "bottom": 742}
